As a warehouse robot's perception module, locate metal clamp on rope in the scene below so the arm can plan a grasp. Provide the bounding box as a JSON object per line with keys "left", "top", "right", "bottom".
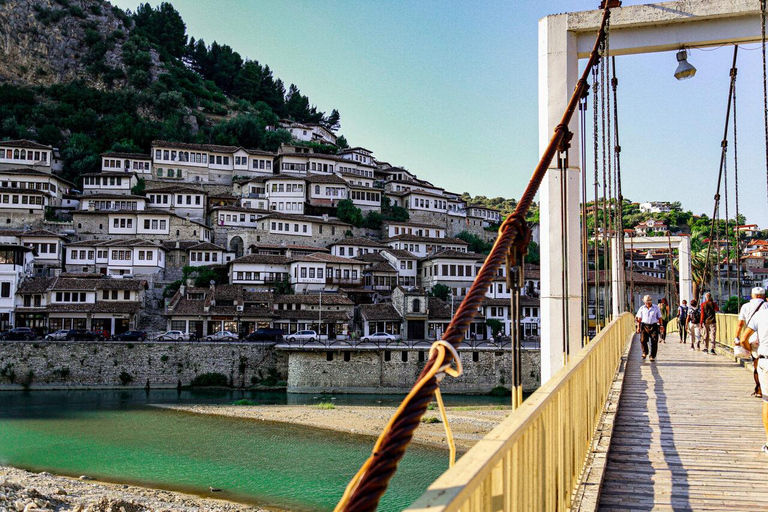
{"left": 428, "top": 340, "right": 463, "bottom": 383}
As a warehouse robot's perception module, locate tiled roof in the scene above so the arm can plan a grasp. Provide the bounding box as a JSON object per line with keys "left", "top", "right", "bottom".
{"left": 152, "top": 140, "right": 240, "bottom": 153}
{"left": 421, "top": 250, "right": 486, "bottom": 262}
{"left": 360, "top": 303, "right": 401, "bottom": 321}
{"left": 275, "top": 294, "right": 354, "bottom": 305}
{"left": 100, "top": 152, "right": 150, "bottom": 159}
{"left": 306, "top": 174, "right": 349, "bottom": 185}
{"left": 259, "top": 213, "right": 352, "bottom": 227}
{"left": 79, "top": 193, "right": 146, "bottom": 200}
{"left": 275, "top": 310, "right": 351, "bottom": 321}
{"left": 209, "top": 205, "right": 271, "bottom": 214}
{"left": 0, "top": 139, "right": 52, "bottom": 150}
{"left": 82, "top": 171, "right": 137, "bottom": 178}
{"left": 161, "top": 241, "right": 200, "bottom": 251}
{"left": 230, "top": 254, "right": 291, "bottom": 265}
{"left": 18, "top": 277, "right": 55, "bottom": 294}
{"left": 146, "top": 186, "right": 208, "bottom": 195}
{"left": 365, "top": 261, "right": 397, "bottom": 273}
{"left": 385, "top": 234, "right": 469, "bottom": 245}
{"left": 290, "top": 252, "right": 362, "bottom": 265}
{"left": 382, "top": 249, "right": 417, "bottom": 259}
{"left": 330, "top": 237, "right": 388, "bottom": 248}
{"left": 91, "top": 301, "right": 142, "bottom": 314}
{"left": 357, "top": 252, "right": 386, "bottom": 263}
{"left": 187, "top": 242, "right": 226, "bottom": 252}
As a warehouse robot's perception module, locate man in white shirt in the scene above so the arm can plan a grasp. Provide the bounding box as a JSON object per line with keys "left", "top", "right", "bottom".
{"left": 739, "top": 305, "right": 768, "bottom": 456}
{"left": 636, "top": 295, "right": 664, "bottom": 362}
{"left": 735, "top": 287, "right": 768, "bottom": 398}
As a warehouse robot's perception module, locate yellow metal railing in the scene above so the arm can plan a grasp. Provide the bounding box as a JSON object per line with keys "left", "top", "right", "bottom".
{"left": 716, "top": 313, "right": 739, "bottom": 349}
{"left": 405, "top": 313, "right": 636, "bottom": 512}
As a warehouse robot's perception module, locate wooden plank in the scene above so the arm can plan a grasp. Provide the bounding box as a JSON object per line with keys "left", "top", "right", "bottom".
{"left": 597, "top": 333, "right": 768, "bottom": 510}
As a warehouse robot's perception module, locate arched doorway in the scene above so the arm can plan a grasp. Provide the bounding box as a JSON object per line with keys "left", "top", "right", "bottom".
{"left": 230, "top": 236, "right": 244, "bottom": 258}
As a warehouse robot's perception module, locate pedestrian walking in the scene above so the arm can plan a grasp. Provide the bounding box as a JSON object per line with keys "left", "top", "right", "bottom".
{"left": 736, "top": 306, "right": 768, "bottom": 456}
{"left": 677, "top": 299, "right": 689, "bottom": 344}
{"left": 734, "top": 287, "right": 768, "bottom": 398}
{"left": 636, "top": 295, "right": 664, "bottom": 362}
{"left": 700, "top": 292, "right": 719, "bottom": 354}
{"left": 687, "top": 299, "right": 702, "bottom": 350}
{"left": 659, "top": 298, "right": 669, "bottom": 342}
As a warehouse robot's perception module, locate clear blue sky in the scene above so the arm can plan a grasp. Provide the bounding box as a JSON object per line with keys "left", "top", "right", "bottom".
{"left": 112, "top": 0, "right": 768, "bottom": 228}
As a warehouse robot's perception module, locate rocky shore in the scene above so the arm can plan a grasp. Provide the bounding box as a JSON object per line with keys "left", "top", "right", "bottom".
{"left": 0, "top": 466, "right": 264, "bottom": 512}
{"left": 156, "top": 403, "right": 510, "bottom": 451}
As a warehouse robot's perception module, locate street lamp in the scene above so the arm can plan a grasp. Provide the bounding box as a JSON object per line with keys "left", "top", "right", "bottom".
{"left": 674, "top": 49, "right": 696, "bottom": 80}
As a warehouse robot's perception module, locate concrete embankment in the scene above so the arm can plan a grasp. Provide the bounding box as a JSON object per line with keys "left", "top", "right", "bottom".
{"left": 0, "top": 341, "right": 287, "bottom": 390}
{"left": 157, "top": 403, "right": 510, "bottom": 451}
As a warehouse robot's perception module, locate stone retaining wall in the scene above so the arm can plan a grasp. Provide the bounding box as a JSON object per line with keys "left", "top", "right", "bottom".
{"left": 285, "top": 348, "right": 540, "bottom": 394}
{"left": 0, "top": 341, "right": 288, "bottom": 390}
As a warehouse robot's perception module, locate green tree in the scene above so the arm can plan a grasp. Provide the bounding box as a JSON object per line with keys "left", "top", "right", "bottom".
{"left": 363, "top": 210, "right": 382, "bottom": 230}
{"left": 457, "top": 231, "right": 493, "bottom": 254}
{"left": 273, "top": 276, "right": 293, "bottom": 295}
{"left": 131, "top": 177, "right": 146, "bottom": 196}
{"left": 429, "top": 283, "right": 451, "bottom": 301}
{"left": 486, "top": 319, "right": 504, "bottom": 339}
{"left": 525, "top": 241, "right": 540, "bottom": 265}
{"left": 336, "top": 199, "right": 363, "bottom": 227}
{"left": 336, "top": 135, "right": 349, "bottom": 150}
{"left": 133, "top": 2, "right": 187, "bottom": 58}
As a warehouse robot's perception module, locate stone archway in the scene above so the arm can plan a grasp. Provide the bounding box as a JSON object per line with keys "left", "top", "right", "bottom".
{"left": 230, "top": 236, "right": 244, "bottom": 258}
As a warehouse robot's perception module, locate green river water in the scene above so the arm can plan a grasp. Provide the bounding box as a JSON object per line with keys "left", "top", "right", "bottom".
{"left": 0, "top": 390, "right": 507, "bottom": 511}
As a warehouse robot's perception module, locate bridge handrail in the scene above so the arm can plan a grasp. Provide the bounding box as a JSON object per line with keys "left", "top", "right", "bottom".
{"left": 405, "top": 312, "right": 635, "bottom": 512}
{"left": 716, "top": 313, "right": 739, "bottom": 348}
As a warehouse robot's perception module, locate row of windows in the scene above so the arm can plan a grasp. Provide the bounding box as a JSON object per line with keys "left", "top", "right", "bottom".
{"left": 103, "top": 159, "right": 149, "bottom": 171}
{"left": 316, "top": 186, "right": 346, "bottom": 197}
{"left": 282, "top": 163, "right": 307, "bottom": 171}
{"left": 93, "top": 201, "right": 138, "bottom": 211}
{"left": 84, "top": 176, "right": 126, "bottom": 186}
{"left": 54, "top": 292, "right": 87, "bottom": 302}
{"left": 270, "top": 221, "right": 309, "bottom": 234}
{"left": 310, "top": 162, "right": 334, "bottom": 172}
{"left": 0, "top": 181, "right": 55, "bottom": 193}
{"left": 234, "top": 271, "right": 288, "bottom": 282}
{"left": 392, "top": 227, "right": 442, "bottom": 238}
{"left": 408, "top": 198, "right": 447, "bottom": 210}
{"left": 270, "top": 202, "right": 303, "bottom": 212}
{"left": 26, "top": 243, "right": 57, "bottom": 255}
{"left": 1, "top": 194, "right": 44, "bottom": 206}
{"left": 190, "top": 251, "right": 218, "bottom": 262}
{"left": 156, "top": 168, "right": 184, "bottom": 178}
{"left": 102, "top": 290, "right": 132, "bottom": 300}
{"left": 3, "top": 149, "right": 48, "bottom": 162}
{"left": 425, "top": 264, "right": 476, "bottom": 277}
{"left": 339, "top": 166, "right": 373, "bottom": 178}
{"left": 218, "top": 213, "right": 259, "bottom": 224}
{"left": 252, "top": 158, "right": 272, "bottom": 170}
{"left": 113, "top": 218, "right": 133, "bottom": 229}
{"left": 350, "top": 190, "right": 380, "bottom": 202}
{"left": 337, "top": 247, "right": 379, "bottom": 257}
{"left": 271, "top": 183, "right": 304, "bottom": 193}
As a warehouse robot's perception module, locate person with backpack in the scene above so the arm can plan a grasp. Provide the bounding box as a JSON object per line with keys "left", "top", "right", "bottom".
{"left": 677, "top": 299, "right": 689, "bottom": 344}
{"left": 734, "top": 287, "right": 768, "bottom": 398}
{"left": 700, "top": 292, "right": 719, "bottom": 354}
{"left": 686, "top": 298, "right": 701, "bottom": 350}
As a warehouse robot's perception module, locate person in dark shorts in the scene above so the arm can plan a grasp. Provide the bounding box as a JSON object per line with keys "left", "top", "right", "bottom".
{"left": 677, "top": 299, "right": 689, "bottom": 344}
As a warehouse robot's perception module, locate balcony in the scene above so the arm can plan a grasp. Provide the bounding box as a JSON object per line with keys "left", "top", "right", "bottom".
{"left": 247, "top": 193, "right": 266, "bottom": 199}
{"left": 326, "top": 277, "right": 363, "bottom": 285}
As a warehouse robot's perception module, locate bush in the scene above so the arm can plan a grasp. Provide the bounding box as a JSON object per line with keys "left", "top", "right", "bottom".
{"left": 160, "top": 355, "right": 169, "bottom": 362}
{"left": 421, "top": 416, "right": 441, "bottom": 424}
{"left": 118, "top": 371, "right": 133, "bottom": 386}
{"left": 489, "top": 386, "right": 511, "bottom": 397}
{"left": 190, "top": 372, "right": 229, "bottom": 387}
{"left": 20, "top": 370, "right": 34, "bottom": 390}
{"left": 233, "top": 398, "right": 255, "bottom": 406}
{"left": 312, "top": 402, "right": 335, "bottom": 410}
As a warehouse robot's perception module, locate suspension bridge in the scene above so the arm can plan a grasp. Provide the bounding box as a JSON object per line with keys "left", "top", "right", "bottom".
{"left": 333, "top": 1, "right": 768, "bottom": 510}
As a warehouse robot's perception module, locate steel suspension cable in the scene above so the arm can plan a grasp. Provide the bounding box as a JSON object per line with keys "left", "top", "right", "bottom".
{"left": 336, "top": 8, "right": 614, "bottom": 511}
{"left": 611, "top": 56, "right": 626, "bottom": 312}
{"left": 592, "top": 65, "right": 601, "bottom": 332}
{"left": 580, "top": 96, "right": 590, "bottom": 344}
{"left": 733, "top": 70, "right": 743, "bottom": 305}
{"left": 724, "top": 141, "right": 731, "bottom": 300}
{"left": 600, "top": 50, "right": 609, "bottom": 326}
{"left": 762, "top": 0, "right": 768, "bottom": 205}
{"left": 703, "top": 46, "right": 738, "bottom": 303}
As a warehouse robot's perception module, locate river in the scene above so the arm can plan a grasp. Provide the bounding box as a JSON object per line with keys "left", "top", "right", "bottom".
{"left": 0, "top": 389, "right": 508, "bottom": 511}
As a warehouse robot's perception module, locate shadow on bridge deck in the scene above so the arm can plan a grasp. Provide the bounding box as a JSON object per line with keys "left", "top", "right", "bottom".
{"left": 598, "top": 332, "right": 768, "bottom": 511}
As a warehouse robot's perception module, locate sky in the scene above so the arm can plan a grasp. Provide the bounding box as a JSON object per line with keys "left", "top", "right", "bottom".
{"left": 111, "top": 0, "right": 768, "bottom": 228}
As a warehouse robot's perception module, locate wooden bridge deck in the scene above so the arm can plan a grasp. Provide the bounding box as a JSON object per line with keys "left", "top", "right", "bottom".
{"left": 598, "top": 332, "right": 768, "bottom": 511}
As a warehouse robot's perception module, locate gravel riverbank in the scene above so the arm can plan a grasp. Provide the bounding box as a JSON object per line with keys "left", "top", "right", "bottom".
{"left": 0, "top": 466, "right": 265, "bottom": 512}
{"left": 156, "top": 403, "right": 511, "bottom": 452}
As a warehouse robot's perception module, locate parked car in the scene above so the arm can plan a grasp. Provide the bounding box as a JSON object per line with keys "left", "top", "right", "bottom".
{"left": 113, "top": 330, "right": 147, "bottom": 342}
{"left": 8, "top": 327, "right": 37, "bottom": 341}
{"left": 286, "top": 330, "right": 318, "bottom": 343}
{"left": 65, "top": 329, "right": 99, "bottom": 341}
{"left": 244, "top": 328, "right": 284, "bottom": 342}
{"left": 361, "top": 332, "right": 399, "bottom": 343}
{"left": 206, "top": 330, "right": 239, "bottom": 342}
{"left": 92, "top": 329, "right": 110, "bottom": 341}
{"left": 45, "top": 330, "right": 69, "bottom": 341}
{"left": 157, "top": 330, "right": 190, "bottom": 341}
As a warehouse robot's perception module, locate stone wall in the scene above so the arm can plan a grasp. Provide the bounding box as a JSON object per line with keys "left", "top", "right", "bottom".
{"left": 0, "top": 209, "right": 45, "bottom": 230}
{"left": 0, "top": 341, "right": 288, "bottom": 390}
{"left": 406, "top": 211, "right": 496, "bottom": 241}
{"left": 219, "top": 226, "right": 368, "bottom": 253}
{"left": 285, "top": 347, "right": 540, "bottom": 394}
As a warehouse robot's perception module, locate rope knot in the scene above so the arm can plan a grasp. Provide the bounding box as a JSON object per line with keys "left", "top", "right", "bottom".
{"left": 428, "top": 340, "right": 463, "bottom": 382}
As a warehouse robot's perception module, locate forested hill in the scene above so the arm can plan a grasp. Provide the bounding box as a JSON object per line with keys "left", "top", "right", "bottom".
{"left": 0, "top": 0, "right": 342, "bottom": 183}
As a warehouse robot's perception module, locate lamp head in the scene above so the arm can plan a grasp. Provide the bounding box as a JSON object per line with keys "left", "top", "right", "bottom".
{"left": 674, "top": 50, "right": 696, "bottom": 80}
